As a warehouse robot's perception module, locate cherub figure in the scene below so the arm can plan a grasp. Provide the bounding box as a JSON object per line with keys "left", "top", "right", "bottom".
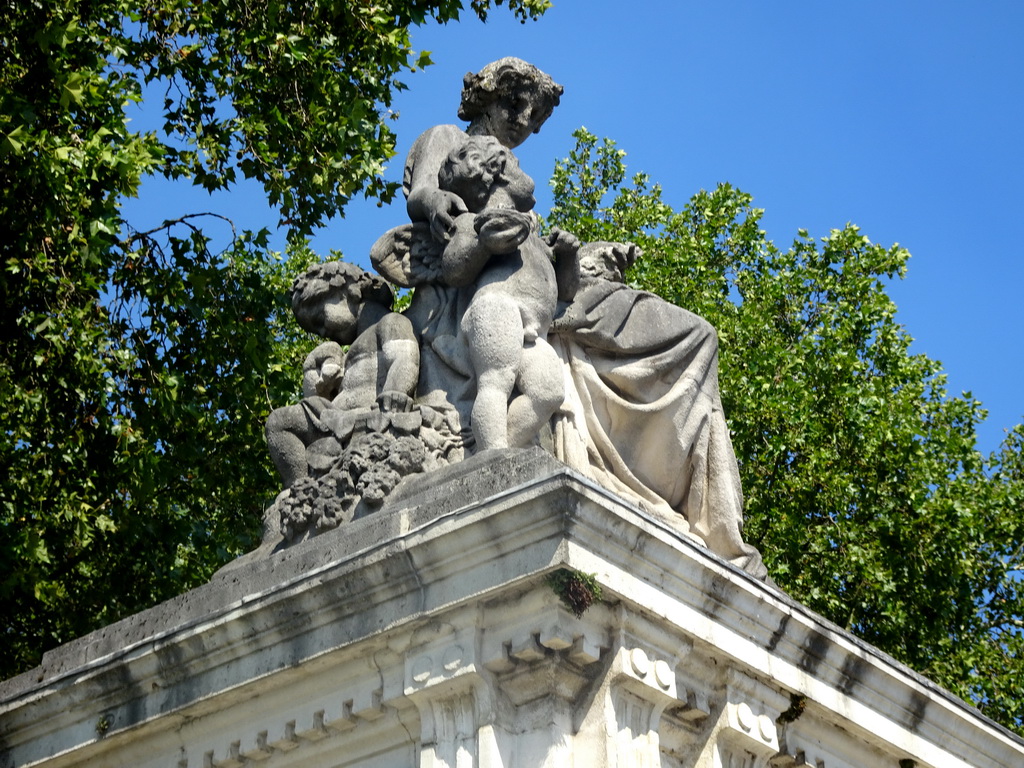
{"left": 430, "top": 134, "right": 564, "bottom": 452}
{"left": 266, "top": 261, "right": 418, "bottom": 488}
{"left": 369, "top": 58, "right": 566, "bottom": 450}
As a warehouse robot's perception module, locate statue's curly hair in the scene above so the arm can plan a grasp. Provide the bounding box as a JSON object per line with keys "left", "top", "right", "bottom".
{"left": 458, "top": 57, "right": 563, "bottom": 126}
{"left": 438, "top": 135, "right": 511, "bottom": 191}
{"left": 290, "top": 261, "right": 393, "bottom": 336}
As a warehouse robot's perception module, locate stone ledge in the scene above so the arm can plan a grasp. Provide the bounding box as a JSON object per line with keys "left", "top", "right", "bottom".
{"left": 0, "top": 448, "right": 574, "bottom": 697}
{"left": 1, "top": 448, "right": 1022, "bottom": 768}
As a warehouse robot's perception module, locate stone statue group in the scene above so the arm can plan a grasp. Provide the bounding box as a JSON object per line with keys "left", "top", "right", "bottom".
{"left": 264, "top": 58, "right": 767, "bottom": 580}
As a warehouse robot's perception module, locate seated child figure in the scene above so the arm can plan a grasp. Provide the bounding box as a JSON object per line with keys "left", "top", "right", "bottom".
{"left": 434, "top": 135, "right": 565, "bottom": 452}
{"left": 266, "top": 261, "right": 419, "bottom": 488}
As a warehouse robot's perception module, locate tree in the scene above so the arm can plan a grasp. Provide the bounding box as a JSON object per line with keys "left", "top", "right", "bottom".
{"left": 0, "top": 0, "right": 549, "bottom": 678}
{"left": 547, "top": 128, "right": 1024, "bottom": 735}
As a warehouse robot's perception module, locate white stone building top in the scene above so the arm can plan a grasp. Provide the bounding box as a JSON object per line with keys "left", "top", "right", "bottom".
{"left": 2, "top": 449, "right": 1021, "bottom": 767}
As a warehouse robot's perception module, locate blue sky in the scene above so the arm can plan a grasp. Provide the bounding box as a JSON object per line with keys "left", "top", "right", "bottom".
{"left": 123, "top": 1, "right": 1023, "bottom": 454}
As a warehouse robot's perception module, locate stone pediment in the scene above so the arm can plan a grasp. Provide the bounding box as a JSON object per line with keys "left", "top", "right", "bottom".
{"left": 2, "top": 448, "right": 1021, "bottom": 767}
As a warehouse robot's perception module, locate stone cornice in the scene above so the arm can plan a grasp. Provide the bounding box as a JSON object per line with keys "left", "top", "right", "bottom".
{"left": 1, "top": 448, "right": 1021, "bottom": 768}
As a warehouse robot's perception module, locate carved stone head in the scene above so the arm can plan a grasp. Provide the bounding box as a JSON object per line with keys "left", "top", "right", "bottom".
{"left": 438, "top": 135, "right": 512, "bottom": 213}
{"left": 459, "top": 57, "right": 563, "bottom": 148}
{"left": 291, "top": 261, "right": 393, "bottom": 342}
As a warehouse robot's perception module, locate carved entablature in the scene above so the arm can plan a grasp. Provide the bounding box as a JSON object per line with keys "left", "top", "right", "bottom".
{"left": 162, "top": 586, "right": 944, "bottom": 768}
{"left": 1, "top": 460, "right": 1014, "bottom": 768}
{"left": 712, "top": 671, "right": 786, "bottom": 768}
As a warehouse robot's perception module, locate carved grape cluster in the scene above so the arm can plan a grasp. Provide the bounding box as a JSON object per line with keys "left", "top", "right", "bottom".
{"left": 277, "top": 424, "right": 430, "bottom": 543}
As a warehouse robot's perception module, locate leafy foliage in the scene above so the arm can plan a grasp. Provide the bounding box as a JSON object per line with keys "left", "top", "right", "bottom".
{"left": 120, "top": 0, "right": 550, "bottom": 235}
{"left": 548, "top": 128, "right": 1024, "bottom": 735}
{"left": 546, "top": 568, "right": 603, "bottom": 618}
{"left": 5, "top": 0, "right": 1018, "bottom": 738}
{"left": 0, "top": 0, "right": 548, "bottom": 677}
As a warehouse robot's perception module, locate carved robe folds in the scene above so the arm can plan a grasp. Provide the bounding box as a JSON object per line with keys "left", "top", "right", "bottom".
{"left": 550, "top": 279, "right": 766, "bottom": 580}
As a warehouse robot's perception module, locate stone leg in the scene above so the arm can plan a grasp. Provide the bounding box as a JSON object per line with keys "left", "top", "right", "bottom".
{"left": 266, "top": 401, "right": 322, "bottom": 488}
{"left": 508, "top": 337, "right": 564, "bottom": 449}
{"left": 462, "top": 292, "right": 525, "bottom": 452}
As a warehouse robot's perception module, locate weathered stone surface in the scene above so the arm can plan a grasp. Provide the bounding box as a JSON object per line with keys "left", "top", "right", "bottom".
{"left": 2, "top": 449, "right": 1021, "bottom": 767}
{"left": 549, "top": 240, "right": 764, "bottom": 578}
{"left": 265, "top": 58, "right": 766, "bottom": 579}
{"left": 265, "top": 261, "right": 423, "bottom": 494}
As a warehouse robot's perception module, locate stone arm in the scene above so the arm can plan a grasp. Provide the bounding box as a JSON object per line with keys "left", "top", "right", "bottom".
{"left": 440, "top": 214, "right": 495, "bottom": 288}
{"left": 547, "top": 228, "right": 582, "bottom": 302}
{"left": 301, "top": 341, "right": 344, "bottom": 399}
{"left": 404, "top": 124, "right": 470, "bottom": 242}
{"left": 440, "top": 210, "right": 534, "bottom": 288}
